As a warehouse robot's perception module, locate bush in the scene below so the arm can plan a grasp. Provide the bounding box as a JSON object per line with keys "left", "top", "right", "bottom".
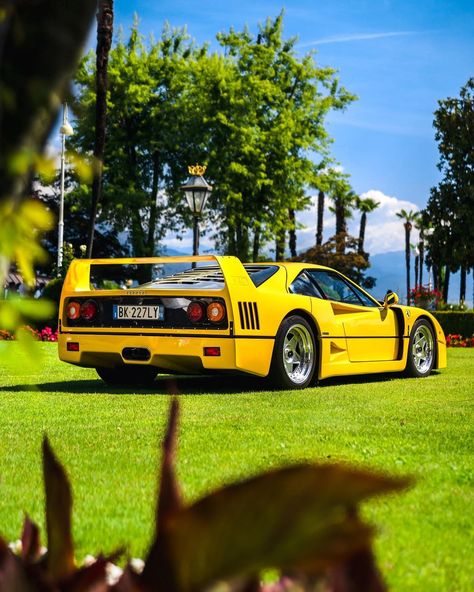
{"left": 432, "top": 311, "right": 474, "bottom": 337}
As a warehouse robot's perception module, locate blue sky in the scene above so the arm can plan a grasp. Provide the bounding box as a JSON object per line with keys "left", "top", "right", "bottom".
{"left": 90, "top": 0, "right": 474, "bottom": 255}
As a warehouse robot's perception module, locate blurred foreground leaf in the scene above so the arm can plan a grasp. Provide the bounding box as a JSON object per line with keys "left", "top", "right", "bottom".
{"left": 152, "top": 464, "right": 410, "bottom": 592}
{"left": 43, "top": 437, "right": 75, "bottom": 581}
{"left": 0, "top": 0, "right": 97, "bottom": 204}
{"left": 0, "top": 200, "right": 53, "bottom": 286}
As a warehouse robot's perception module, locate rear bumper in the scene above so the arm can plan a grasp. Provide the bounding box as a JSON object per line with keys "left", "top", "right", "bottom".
{"left": 58, "top": 332, "right": 274, "bottom": 377}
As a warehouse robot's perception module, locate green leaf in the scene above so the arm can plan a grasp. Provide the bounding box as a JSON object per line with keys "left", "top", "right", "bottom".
{"left": 42, "top": 437, "right": 75, "bottom": 581}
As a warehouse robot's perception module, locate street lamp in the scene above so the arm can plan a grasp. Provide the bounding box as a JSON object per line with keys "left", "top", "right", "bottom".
{"left": 180, "top": 165, "right": 212, "bottom": 258}
{"left": 57, "top": 103, "right": 74, "bottom": 271}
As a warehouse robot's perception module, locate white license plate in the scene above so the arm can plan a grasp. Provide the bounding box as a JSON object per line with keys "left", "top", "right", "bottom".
{"left": 113, "top": 304, "right": 164, "bottom": 321}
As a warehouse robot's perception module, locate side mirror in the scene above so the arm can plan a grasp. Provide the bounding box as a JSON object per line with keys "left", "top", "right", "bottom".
{"left": 383, "top": 291, "right": 399, "bottom": 308}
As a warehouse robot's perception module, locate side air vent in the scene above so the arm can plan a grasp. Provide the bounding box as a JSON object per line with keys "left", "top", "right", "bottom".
{"left": 238, "top": 301, "right": 260, "bottom": 330}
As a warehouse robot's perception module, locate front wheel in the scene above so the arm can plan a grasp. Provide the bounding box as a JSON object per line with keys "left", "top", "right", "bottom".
{"left": 270, "top": 316, "right": 317, "bottom": 389}
{"left": 96, "top": 365, "right": 158, "bottom": 387}
{"left": 405, "top": 319, "right": 435, "bottom": 377}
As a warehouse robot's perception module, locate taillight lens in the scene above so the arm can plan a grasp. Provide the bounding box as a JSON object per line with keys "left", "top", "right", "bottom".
{"left": 187, "top": 301, "right": 204, "bottom": 323}
{"left": 66, "top": 301, "right": 81, "bottom": 320}
{"left": 80, "top": 299, "right": 98, "bottom": 321}
{"left": 207, "top": 301, "right": 226, "bottom": 323}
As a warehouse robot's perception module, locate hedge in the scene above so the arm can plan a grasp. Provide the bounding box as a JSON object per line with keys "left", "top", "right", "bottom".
{"left": 431, "top": 311, "right": 474, "bottom": 337}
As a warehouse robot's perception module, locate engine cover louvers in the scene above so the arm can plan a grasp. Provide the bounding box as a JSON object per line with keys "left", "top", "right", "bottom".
{"left": 238, "top": 301, "right": 260, "bottom": 330}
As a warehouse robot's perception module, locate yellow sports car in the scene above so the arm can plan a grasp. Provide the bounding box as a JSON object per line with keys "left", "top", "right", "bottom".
{"left": 58, "top": 255, "right": 446, "bottom": 389}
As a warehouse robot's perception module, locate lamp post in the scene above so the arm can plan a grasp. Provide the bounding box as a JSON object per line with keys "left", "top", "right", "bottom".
{"left": 57, "top": 103, "right": 74, "bottom": 272}
{"left": 180, "top": 165, "right": 212, "bottom": 259}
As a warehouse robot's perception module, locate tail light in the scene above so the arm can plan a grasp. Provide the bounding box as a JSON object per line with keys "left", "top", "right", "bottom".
{"left": 80, "top": 299, "right": 98, "bottom": 321}
{"left": 207, "top": 301, "right": 226, "bottom": 323}
{"left": 187, "top": 301, "right": 205, "bottom": 323}
{"left": 66, "top": 301, "right": 81, "bottom": 320}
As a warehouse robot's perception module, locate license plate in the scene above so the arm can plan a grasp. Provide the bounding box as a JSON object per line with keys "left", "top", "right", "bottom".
{"left": 113, "top": 304, "right": 164, "bottom": 321}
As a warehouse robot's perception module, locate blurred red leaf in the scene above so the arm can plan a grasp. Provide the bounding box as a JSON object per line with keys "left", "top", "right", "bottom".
{"left": 21, "top": 516, "right": 41, "bottom": 565}
{"left": 161, "top": 464, "right": 410, "bottom": 591}
{"left": 142, "top": 398, "right": 183, "bottom": 590}
{"left": 42, "top": 436, "right": 75, "bottom": 581}
{"left": 0, "top": 539, "right": 35, "bottom": 592}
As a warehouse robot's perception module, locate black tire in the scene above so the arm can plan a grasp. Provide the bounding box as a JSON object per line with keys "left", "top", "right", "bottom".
{"left": 96, "top": 365, "right": 158, "bottom": 387}
{"left": 405, "top": 319, "right": 435, "bottom": 378}
{"left": 270, "top": 315, "right": 317, "bottom": 389}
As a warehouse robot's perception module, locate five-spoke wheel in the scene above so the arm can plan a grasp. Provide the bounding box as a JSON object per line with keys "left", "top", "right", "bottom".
{"left": 405, "top": 319, "right": 435, "bottom": 377}
{"left": 271, "top": 315, "right": 316, "bottom": 389}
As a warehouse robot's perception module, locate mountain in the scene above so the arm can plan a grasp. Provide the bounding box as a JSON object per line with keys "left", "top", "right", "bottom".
{"left": 368, "top": 250, "right": 469, "bottom": 305}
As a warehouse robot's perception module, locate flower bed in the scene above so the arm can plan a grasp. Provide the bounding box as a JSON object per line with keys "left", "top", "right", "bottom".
{"left": 446, "top": 334, "right": 474, "bottom": 348}
{"left": 0, "top": 326, "right": 58, "bottom": 341}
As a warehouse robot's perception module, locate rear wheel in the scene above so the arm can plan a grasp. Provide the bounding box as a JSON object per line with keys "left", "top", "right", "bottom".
{"left": 270, "top": 316, "right": 317, "bottom": 389}
{"left": 405, "top": 319, "right": 435, "bottom": 377}
{"left": 96, "top": 365, "right": 158, "bottom": 387}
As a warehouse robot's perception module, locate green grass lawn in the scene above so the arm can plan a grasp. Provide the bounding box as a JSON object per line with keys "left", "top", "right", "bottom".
{"left": 0, "top": 344, "right": 473, "bottom": 591}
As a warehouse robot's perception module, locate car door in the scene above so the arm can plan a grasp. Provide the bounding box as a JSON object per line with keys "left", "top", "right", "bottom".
{"left": 306, "top": 270, "right": 399, "bottom": 363}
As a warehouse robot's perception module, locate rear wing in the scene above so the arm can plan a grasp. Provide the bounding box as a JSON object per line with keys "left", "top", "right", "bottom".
{"left": 62, "top": 255, "right": 259, "bottom": 299}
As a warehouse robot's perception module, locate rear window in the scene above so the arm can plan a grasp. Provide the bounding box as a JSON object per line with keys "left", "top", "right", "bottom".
{"left": 89, "top": 263, "right": 278, "bottom": 290}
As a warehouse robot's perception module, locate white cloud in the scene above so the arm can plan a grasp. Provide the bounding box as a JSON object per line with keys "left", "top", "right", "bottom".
{"left": 296, "top": 189, "right": 420, "bottom": 255}
{"left": 299, "top": 31, "right": 418, "bottom": 48}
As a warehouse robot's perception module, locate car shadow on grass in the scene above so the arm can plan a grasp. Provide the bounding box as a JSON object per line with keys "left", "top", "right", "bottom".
{"left": 0, "top": 370, "right": 441, "bottom": 396}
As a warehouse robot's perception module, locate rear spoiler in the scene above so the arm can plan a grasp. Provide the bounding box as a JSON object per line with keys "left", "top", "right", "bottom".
{"left": 62, "top": 255, "right": 256, "bottom": 294}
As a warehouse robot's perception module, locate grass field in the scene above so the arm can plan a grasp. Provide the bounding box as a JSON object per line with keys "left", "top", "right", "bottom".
{"left": 0, "top": 344, "right": 473, "bottom": 591}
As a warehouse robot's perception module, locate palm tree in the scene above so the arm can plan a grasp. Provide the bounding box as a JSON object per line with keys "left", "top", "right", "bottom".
{"left": 86, "top": 0, "right": 114, "bottom": 257}
{"left": 396, "top": 209, "right": 420, "bottom": 305}
{"left": 329, "top": 185, "right": 356, "bottom": 254}
{"left": 356, "top": 196, "right": 380, "bottom": 254}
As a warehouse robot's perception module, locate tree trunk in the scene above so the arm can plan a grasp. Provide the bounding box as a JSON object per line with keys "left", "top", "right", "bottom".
{"left": 404, "top": 223, "right": 411, "bottom": 305}
{"left": 358, "top": 211, "right": 367, "bottom": 254}
{"left": 86, "top": 0, "right": 114, "bottom": 258}
{"left": 288, "top": 208, "right": 297, "bottom": 258}
{"left": 414, "top": 255, "right": 419, "bottom": 290}
{"left": 275, "top": 229, "right": 285, "bottom": 261}
{"left": 316, "top": 190, "right": 324, "bottom": 246}
{"left": 433, "top": 264, "right": 439, "bottom": 292}
{"left": 236, "top": 221, "right": 249, "bottom": 261}
{"left": 252, "top": 226, "right": 260, "bottom": 262}
{"left": 335, "top": 200, "right": 346, "bottom": 236}
{"left": 442, "top": 265, "right": 450, "bottom": 303}
{"left": 419, "top": 239, "right": 424, "bottom": 286}
{"left": 460, "top": 266, "right": 466, "bottom": 304}
{"left": 146, "top": 152, "right": 160, "bottom": 257}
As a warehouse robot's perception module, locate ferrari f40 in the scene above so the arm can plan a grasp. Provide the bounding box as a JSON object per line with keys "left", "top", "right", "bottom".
{"left": 58, "top": 256, "right": 446, "bottom": 389}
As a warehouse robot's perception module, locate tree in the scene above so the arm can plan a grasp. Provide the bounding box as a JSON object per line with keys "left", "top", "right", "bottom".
{"left": 204, "top": 13, "right": 356, "bottom": 260}
{"left": 292, "top": 233, "right": 375, "bottom": 289}
{"left": 425, "top": 78, "right": 474, "bottom": 303}
{"left": 72, "top": 15, "right": 355, "bottom": 262}
{"left": 73, "top": 24, "right": 205, "bottom": 261}
{"left": 86, "top": 0, "right": 114, "bottom": 258}
{"left": 356, "top": 196, "right": 379, "bottom": 254}
{"left": 396, "top": 209, "right": 420, "bottom": 305}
